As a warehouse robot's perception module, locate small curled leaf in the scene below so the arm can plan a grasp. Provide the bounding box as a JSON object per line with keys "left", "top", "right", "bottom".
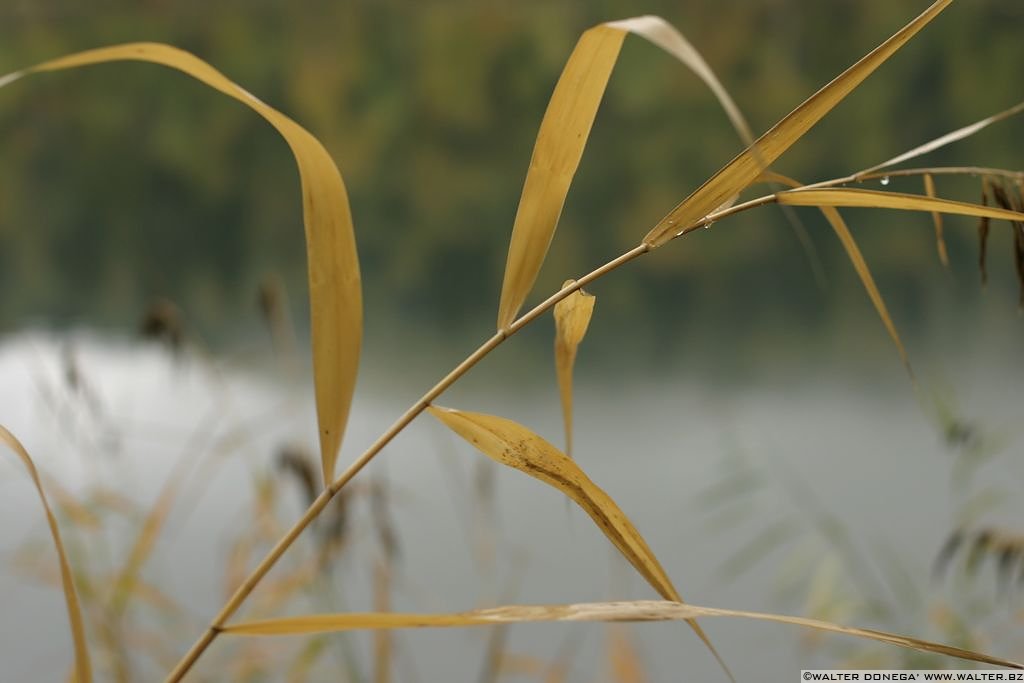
{"left": 553, "top": 280, "right": 596, "bottom": 457}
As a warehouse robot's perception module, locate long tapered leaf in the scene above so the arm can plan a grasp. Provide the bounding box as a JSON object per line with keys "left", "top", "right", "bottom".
{"left": 0, "top": 44, "right": 361, "bottom": 486}
{"left": 496, "top": 17, "right": 757, "bottom": 329}
{"left": 923, "top": 174, "right": 949, "bottom": 267}
{"left": 221, "top": 599, "right": 1021, "bottom": 670}
{"left": 1, "top": 426, "right": 92, "bottom": 683}
{"left": 775, "top": 187, "right": 1024, "bottom": 223}
{"left": 425, "top": 406, "right": 731, "bottom": 679}
{"left": 644, "top": 0, "right": 952, "bottom": 246}
{"left": 427, "top": 407, "right": 677, "bottom": 598}
{"left": 862, "top": 100, "right": 1024, "bottom": 175}
{"left": 758, "top": 173, "right": 909, "bottom": 372}
{"left": 606, "top": 16, "right": 755, "bottom": 146}
{"left": 553, "top": 280, "right": 596, "bottom": 458}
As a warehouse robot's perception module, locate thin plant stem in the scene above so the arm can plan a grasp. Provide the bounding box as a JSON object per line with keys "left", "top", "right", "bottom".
{"left": 165, "top": 159, "right": 1022, "bottom": 681}
{"left": 163, "top": 243, "right": 651, "bottom": 682}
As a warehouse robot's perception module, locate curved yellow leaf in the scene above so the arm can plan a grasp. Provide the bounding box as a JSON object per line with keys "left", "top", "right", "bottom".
{"left": 757, "top": 172, "right": 909, "bottom": 374}
{"left": 221, "top": 599, "right": 1022, "bottom": 670}
{"left": 425, "top": 406, "right": 732, "bottom": 680}
{"left": 0, "top": 426, "right": 92, "bottom": 683}
{"left": 644, "top": 0, "right": 952, "bottom": 246}
{"left": 606, "top": 16, "right": 755, "bottom": 146}
{"left": 1, "top": 43, "right": 361, "bottom": 486}
{"left": 923, "top": 173, "right": 949, "bottom": 267}
{"left": 553, "top": 280, "right": 596, "bottom": 458}
{"left": 496, "top": 17, "right": 756, "bottom": 330}
{"left": 775, "top": 187, "right": 1024, "bottom": 223}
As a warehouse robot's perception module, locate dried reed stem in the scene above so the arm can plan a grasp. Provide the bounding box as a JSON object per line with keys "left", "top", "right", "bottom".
{"left": 163, "top": 243, "right": 651, "bottom": 682}
{"left": 165, "top": 162, "right": 1024, "bottom": 681}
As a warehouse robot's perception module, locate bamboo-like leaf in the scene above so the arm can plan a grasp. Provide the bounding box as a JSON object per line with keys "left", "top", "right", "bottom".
{"left": 924, "top": 174, "right": 949, "bottom": 267}
{"left": 758, "top": 173, "right": 910, "bottom": 372}
{"left": 425, "top": 406, "right": 731, "bottom": 679}
{"left": 644, "top": 0, "right": 952, "bottom": 246}
{"left": 0, "top": 426, "right": 92, "bottom": 683}
{"left": 426, "top": 407, "right": 676, "bottom": 597}
{"left": 606, "top": 16, "right": 755, "bottom": 146}
{"left": 221, "top": 599, "right": 1022, "bottom": 669}
{"left": 496, "top": 17, "right": 755, "bottom": 329}
{"left": 1, "top": 43, "right": 361, "bottom": 486}
{"left": 553, "top": 280, "right": 596, "bottom": 458}
{"left": 863, "top": 100, "right": 1024, "bottom": 175}
{"left": 775, "top": 187, "right": 1024, "bottom": 223}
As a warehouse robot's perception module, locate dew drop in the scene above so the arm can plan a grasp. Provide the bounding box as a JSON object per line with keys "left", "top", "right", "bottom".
{"left": 880, "top": 176, "right": 890, "bottom": 186}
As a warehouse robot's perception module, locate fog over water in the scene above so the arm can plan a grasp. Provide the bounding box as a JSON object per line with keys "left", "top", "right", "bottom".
{"left": 1, "top": 327, "right": 1022, "bottom": 681}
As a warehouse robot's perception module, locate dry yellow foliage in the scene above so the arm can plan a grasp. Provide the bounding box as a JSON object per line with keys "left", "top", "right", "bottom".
{"left": 0, "top": 426, "right": 92, "bottom": 683}
{"left": 553, "top": 279, "right": 596, "bottom": 457}
{"left": 0, "top": 43, "right": 362, "bottom": 487}
{"left": 644, "top": 0, "right": 952, "bottom": 246}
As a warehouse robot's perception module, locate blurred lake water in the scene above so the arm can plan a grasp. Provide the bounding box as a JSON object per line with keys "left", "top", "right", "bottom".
{"left": 1, "top": 328, "right": 1022, "bottom": 680}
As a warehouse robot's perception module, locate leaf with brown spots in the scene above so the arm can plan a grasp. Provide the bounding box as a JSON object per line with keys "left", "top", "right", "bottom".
{"left": 425, "top": 406, "right": 732, "bottom": 679}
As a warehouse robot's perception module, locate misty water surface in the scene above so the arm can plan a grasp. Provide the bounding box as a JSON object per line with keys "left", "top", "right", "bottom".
{"left": 1, "top": 330, "right": 1022, "bottom": 681}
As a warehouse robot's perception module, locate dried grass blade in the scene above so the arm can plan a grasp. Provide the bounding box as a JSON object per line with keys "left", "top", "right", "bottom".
{"left": 863, "top": 100, "right": 1024, "bottom": 175}
{"left": 496, "top": 16, "right": 756, "bottom": 330}
{"left": 606, "top": 16, "right": 755, "bottom": 145}
{"left": 222, "top": 599, "right": 1021, "bottom": 669}
{"left": 496, "top": 26, "right": 626, "bottom": 329}
{"left": 553, "top": 280, "right": 596, "bottom": 457}
{"left": 759, "top": 173, "right": 909, "bottom": 373}
{"left": 924, "top": 174, "right": 949, "bottom": 267}
{"left": 0, "top": 43, "right": 362, "bottom": 486}
{"left": 426, "top": 407, "right": 677, "bottom": 599}
{"left": 644, "top": 0, "right": 952, "bottom": 246}
{"left": 425, "top": 406, "right": 732, "bottom": 680}
{"left": 776, "top": 188, "right": 1024, "bottom": 223}
{"left": 0, "top": 426, "right": 92, "bottom": 682}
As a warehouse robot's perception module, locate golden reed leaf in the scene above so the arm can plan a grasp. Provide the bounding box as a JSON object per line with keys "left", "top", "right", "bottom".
{"left": 496, "top": 17, "right": 757, "bottom": 329}
{"left": 222, "top": 599, "right": 1022, "bottom": 670}
{"left": 553, "top": 280, "right": 596, "bottom": 458}
{"left": 425, "top": 406, "right": 732, "bottom": 680}
{"left": 0, "top": 426, "right": 92, "bottom": 683}
{"left": 0, "top": 44, "right": 361, "bottom": 486}
{"left": 758, "top": 173, "right": 910, "bottom": 374}
{"left": 776, "top": 187, "right": 1024, "bottom": 223}
{"left": 644, "top": 0, "right": 952, "bottom": 246}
